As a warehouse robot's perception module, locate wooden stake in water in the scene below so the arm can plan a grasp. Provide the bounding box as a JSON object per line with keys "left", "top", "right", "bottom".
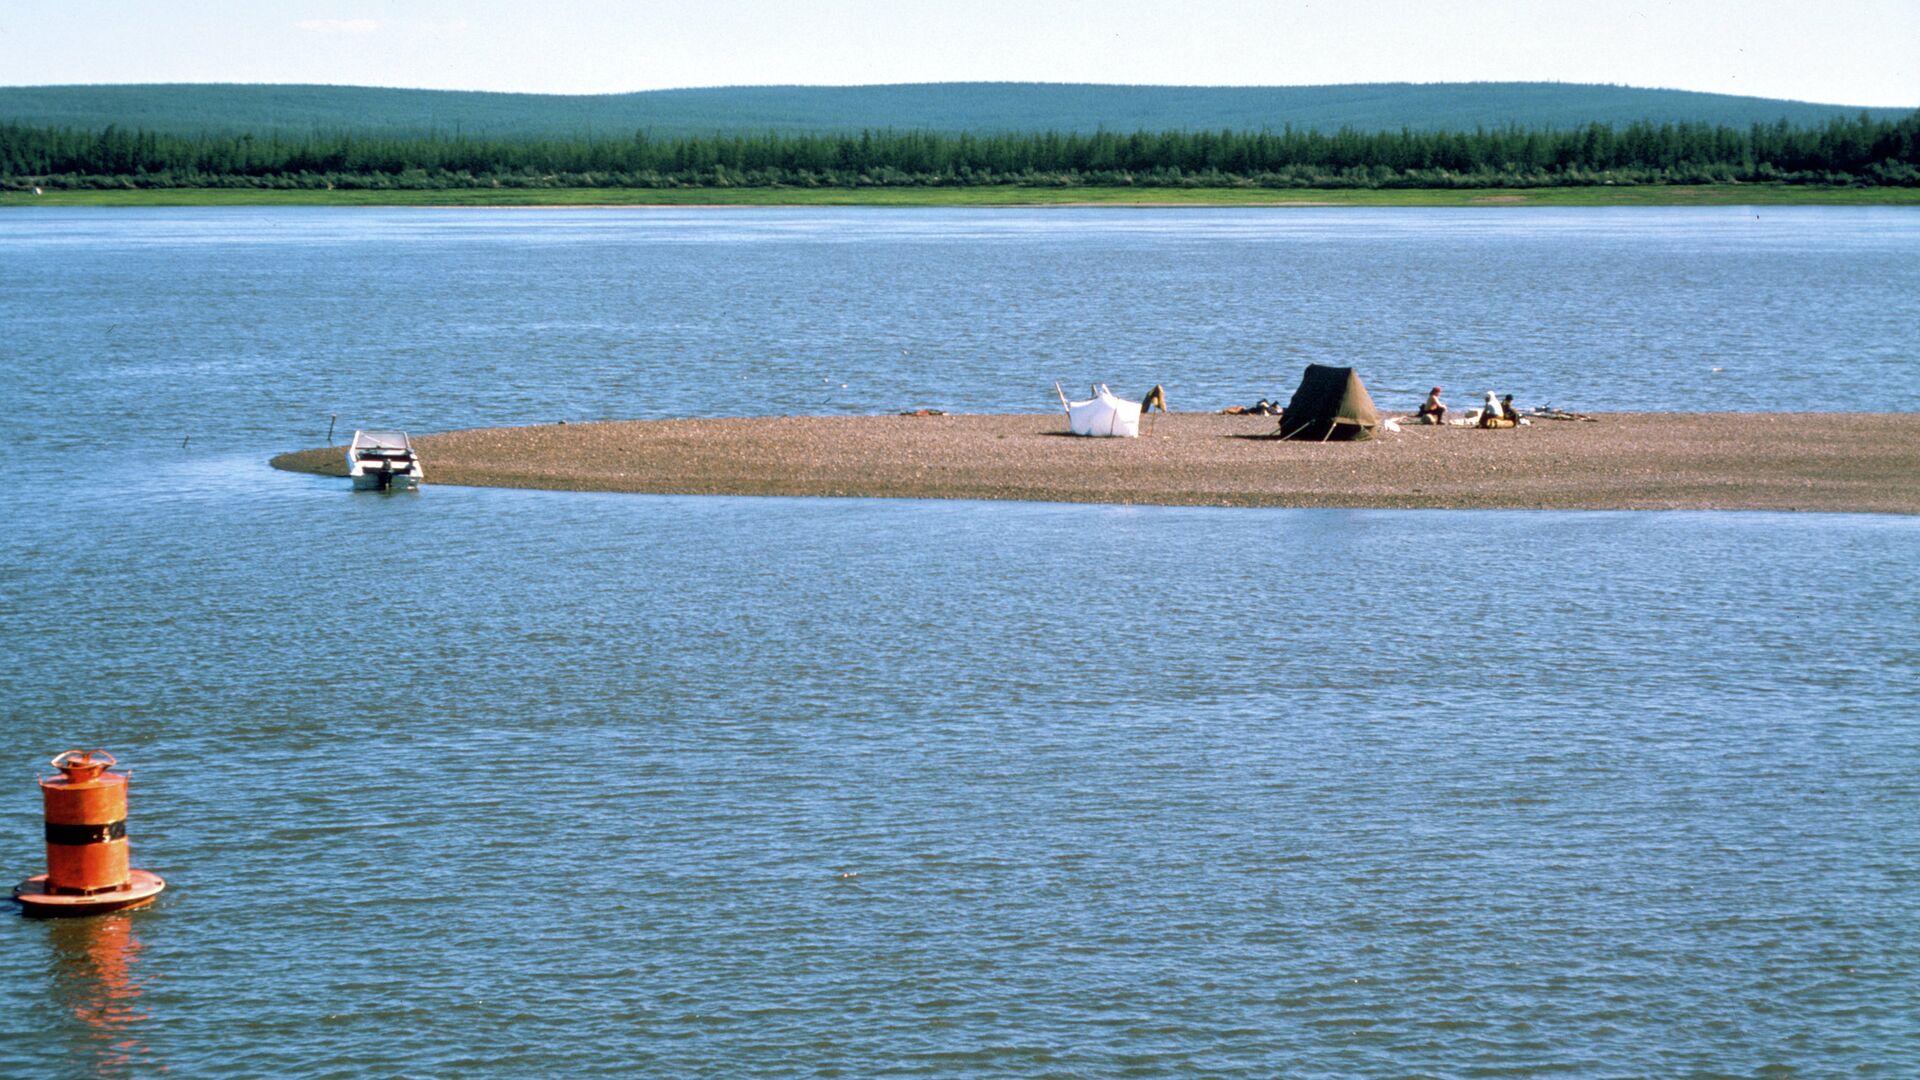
{"left": 327, "top": 415, "right": 337, "bottom": 442}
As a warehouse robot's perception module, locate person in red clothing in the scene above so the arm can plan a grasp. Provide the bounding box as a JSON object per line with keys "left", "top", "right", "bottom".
{"left": 1417, "top": 386, "right": 1447, "bottom": 425}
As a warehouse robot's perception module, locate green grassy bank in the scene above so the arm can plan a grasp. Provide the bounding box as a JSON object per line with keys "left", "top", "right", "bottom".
{"left": 6, "top": 184, "right": 1920, "bottom": 208}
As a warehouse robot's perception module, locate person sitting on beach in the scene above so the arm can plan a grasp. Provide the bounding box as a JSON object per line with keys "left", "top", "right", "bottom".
{"left": 1500, "top": 394, "right": 1518, "bottom": 421}
{"left": 1417, "top": 387, "right": 1447, "bottom": 425}
{"left": 1478, "top": 391, "right": 1519, "bottom": 428}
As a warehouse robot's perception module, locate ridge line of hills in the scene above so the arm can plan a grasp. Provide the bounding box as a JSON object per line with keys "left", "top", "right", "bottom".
{"left": 3, "top": 82, "right": 1911, "bottom": 140}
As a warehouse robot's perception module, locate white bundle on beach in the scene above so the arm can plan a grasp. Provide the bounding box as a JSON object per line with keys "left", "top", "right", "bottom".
{"left": 1060, "top": 384, "right": 1143, "bottom": 438}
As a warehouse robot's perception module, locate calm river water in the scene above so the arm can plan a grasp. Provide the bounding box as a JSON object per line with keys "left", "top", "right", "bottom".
{"left": 2, "top": 207, "right": 1917, "bottom": 1077}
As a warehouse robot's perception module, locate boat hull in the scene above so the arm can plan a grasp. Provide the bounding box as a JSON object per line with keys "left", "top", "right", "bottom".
{"left": 351, "top": 471, "right": 421, "bottom": 492}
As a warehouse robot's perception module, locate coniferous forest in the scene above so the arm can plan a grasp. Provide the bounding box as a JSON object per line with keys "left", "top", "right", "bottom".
{"left": 4, "top": 111, "right": 1917, "bottom": 191}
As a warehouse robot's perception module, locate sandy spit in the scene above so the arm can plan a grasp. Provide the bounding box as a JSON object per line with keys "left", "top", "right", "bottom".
{"left": 272, "top": 412, "right": 1920, "bottom": 514}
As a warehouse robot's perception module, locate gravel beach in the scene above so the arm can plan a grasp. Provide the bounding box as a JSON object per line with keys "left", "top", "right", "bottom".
{"left": 272, "top": 412, "right": 1920, "bottom": 514}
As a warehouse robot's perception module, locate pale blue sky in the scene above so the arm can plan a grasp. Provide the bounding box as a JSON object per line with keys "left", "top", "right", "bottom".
{"left": 3, "top": 0, "right": 1915, "bottom": 107}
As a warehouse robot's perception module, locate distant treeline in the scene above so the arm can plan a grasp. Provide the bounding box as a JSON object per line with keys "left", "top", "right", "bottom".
{"left": 5, "top": 112, "right": 1918, "bottom": 190}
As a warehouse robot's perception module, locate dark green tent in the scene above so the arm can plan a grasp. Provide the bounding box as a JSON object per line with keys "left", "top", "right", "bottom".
{"left": 1277, "top": 364, "right": 1379, "bottom": 441}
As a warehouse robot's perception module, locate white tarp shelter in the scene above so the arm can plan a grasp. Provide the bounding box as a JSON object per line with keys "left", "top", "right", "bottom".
{"left": 1058, "top": 384, "right": 1143, "bottom": 438}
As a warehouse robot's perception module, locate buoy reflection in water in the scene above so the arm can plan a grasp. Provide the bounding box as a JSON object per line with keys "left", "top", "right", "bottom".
{"left": 43, "top": 914, "right": 160, "bottom": 1076}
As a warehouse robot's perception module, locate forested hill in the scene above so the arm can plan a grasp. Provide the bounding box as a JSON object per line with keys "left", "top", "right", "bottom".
{"left": 2, "top": 82, "right": 1909, "bottom": 139}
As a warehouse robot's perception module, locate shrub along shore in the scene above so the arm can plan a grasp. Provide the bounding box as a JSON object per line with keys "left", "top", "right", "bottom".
{"left": 271, "top": 413, "right": 1920, "bottom": 515}
{"left": 9, "top": 184, "right": 1920, "bottom": 207}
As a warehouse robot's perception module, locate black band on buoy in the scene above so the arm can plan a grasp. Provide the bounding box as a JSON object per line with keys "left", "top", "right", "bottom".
{"left": 45, "top": 819, "right": 127, "bottom": 846}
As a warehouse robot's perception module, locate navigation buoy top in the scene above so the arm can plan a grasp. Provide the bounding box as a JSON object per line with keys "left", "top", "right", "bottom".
{"left": 55, "top": 749, "right": 113, "bottom": 784}
{"left": 13, "top": 749, "right": 166, "bottom": 918}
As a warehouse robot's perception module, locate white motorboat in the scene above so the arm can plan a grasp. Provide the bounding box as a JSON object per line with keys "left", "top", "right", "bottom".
{"left": 347, "top": 430, "right": 424, "bottom": 491}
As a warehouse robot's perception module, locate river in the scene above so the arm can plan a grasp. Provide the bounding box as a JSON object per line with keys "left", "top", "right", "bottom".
{"left": 1, "top": 206, "right": 1916, "bottom": 1076}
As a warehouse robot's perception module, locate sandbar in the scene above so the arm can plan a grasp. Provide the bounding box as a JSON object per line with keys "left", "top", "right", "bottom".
{"left": 271, "top": 412, "right": 1920, "bottom": 514}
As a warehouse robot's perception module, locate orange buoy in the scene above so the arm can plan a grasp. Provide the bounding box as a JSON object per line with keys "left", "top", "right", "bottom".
{"left": 13, "top": 750, "right": 166, "bottom": 918}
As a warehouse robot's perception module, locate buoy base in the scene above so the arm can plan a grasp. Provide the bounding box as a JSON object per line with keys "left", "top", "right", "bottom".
{"left": 13, "top": 869, "right": 165, "bottom": 918}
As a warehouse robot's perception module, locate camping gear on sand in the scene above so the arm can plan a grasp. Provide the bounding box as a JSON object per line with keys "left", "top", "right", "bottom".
{"left": 1057, "top": 383, "right": 1145, "bottom": 438}
{"left": 1276, "top": 365, "right": 1379, "bottom": 442}
{"left": 1529, "top": 406, "right": 1596, "bottom": 422}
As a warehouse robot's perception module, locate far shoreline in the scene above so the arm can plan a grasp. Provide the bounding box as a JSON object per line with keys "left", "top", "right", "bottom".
{"left": 271, "top": 412, "right": 1920, "bottom": 515}
{"left": 9, "top": 184, "right": 1920, "bottom": 209}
